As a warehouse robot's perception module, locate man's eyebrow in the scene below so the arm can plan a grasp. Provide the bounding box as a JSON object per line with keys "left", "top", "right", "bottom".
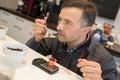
{"left": 58, "top": 16, "right": 73, "bottom": 25}
{"left": 64, "top": 18, "right": 73, "bottom": 24}
{"left": 58, "top": 16, "right": 72, "bottom": 22}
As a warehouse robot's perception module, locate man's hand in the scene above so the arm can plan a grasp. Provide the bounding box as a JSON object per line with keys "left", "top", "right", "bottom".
{"left": 33, "top": 19, "right": 47, "bottom": 42}
{"left": 77, "top": 59, "right": 103, "bottom": 80}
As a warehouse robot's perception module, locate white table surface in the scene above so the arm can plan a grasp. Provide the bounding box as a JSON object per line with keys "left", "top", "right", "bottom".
{"left": 0, "top": 36, "right": 82, "bottom": 80}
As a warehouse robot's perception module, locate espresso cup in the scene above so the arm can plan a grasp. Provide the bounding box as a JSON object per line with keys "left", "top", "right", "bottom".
{"left": 0, "top": 25, "right": 8, "bottom": 39}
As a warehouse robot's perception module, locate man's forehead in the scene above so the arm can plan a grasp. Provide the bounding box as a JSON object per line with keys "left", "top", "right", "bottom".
{"left": 61, "top": 7, "right": 84, "bottom": 12}
{"left": 59, "top": 7, "right": 83, "bottom": 20}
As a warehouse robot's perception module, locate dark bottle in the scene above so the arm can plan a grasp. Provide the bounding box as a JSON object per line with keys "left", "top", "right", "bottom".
{"left": 22, "top": 0, "right": 34, "bottom": 15}
{"left": 30, "top": 0, "right": 48, "bottom": 18}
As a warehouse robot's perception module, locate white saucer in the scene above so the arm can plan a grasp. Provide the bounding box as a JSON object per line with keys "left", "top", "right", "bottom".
{"left": 0, "top": 56, "right": 26, "bottom": 71}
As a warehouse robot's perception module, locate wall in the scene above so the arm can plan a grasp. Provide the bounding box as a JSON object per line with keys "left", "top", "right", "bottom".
{"left": 114, "top": 8, "right": 120, "bottom": 34}
{"left": 0, "top": 0, "right": 6, "bottom": 7}
{"left": 114, "top": 8, "right": 120, "bottom": 44}
{"left": 0, "top": 0, "right": 18, "bottom": 9}
{"left": 95, "top": 16, "right": 114, "bottom": 26}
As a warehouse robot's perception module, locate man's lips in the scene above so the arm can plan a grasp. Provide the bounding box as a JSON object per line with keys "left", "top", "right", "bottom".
{"left": 57, "top": 32, "right": 64, "bottom": 36}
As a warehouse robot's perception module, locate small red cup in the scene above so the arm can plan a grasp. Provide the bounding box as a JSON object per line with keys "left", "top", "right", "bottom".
{"left": 48, "top": 58, "right": 57, "bottom": 67}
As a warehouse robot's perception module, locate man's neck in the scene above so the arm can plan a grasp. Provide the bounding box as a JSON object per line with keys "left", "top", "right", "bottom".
{"left": 67, "top": 35, "right": 87, "bottom": 49}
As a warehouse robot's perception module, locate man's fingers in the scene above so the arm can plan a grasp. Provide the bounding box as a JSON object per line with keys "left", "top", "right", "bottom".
{"left": 80, "top": 66, "right": 101, "bottom": 74}
{"left": 33, "top": 26, "right": 46, "bottom": 34}
{"left": 83, "top": 72, "right": 102, "bottom": 80}
{"left": 77, "top": 59, "right": 102, "bottom": 80}
{"left": 32, "top": 19, "right": 47, "bottom": 41}
{"left": 35, "top": 19, "right": 45, "bottom": 24}
{"left": 77, "top": 59, "right": 101, "bottom": 68}
{"left": 33, "top": 23, "right": 45, "bottom": 28}
{"left": 33, "top": 23, "right": 46, "bottom": 33}
{"left": 83, "top": 77, "right": 91, "bottom": 80}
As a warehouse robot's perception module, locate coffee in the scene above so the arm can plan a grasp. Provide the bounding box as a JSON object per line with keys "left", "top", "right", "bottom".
{"left": 0, "top": 27, "right": 4, "bottom": 29}
{"left": 0, "top": 25, "right": 6, "bottom": 29}
{"left": 7, "top": 47, "right": 23, "bottom": 51}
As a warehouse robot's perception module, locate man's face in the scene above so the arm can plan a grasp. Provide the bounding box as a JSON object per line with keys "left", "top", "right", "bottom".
{"left": 57, "top": 7, "right": 84, "bottom": 43}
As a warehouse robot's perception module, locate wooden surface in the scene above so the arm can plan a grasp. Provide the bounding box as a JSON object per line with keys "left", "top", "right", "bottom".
{"left": 104, "top": 44, "right": 120, "bottom": 57}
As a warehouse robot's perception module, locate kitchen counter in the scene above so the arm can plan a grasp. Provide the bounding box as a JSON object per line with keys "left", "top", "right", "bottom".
{"left": 0, "top": 35, "right": 82, "bottom": 80}
{"left": 0, "top": 7, "right": 57, "bottom": 31}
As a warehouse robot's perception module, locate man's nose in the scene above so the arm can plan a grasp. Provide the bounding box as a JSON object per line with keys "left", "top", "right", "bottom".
{"left": 56, "top": 22, "right": 64, "bottom": 31}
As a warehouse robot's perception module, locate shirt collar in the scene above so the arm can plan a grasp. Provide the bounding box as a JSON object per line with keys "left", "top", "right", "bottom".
{"left": 66, "top": 34, "right": 91, "bottom": 54}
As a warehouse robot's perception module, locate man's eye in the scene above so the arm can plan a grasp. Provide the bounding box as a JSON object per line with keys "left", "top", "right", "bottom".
{"left": 65, "top": 21, "right": 71, "bottom": 24}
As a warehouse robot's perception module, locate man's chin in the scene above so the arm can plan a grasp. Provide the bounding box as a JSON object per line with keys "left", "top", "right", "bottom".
{"left": 58, "top": 37, "right": 65, "bottom": 42}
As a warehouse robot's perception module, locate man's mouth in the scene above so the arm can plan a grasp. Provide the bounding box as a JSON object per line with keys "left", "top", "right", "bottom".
{"left": 57, "top": 32, "right": 64, "bottom": 36}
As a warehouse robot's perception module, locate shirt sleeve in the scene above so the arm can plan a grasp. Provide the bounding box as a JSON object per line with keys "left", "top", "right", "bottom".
{"left": 26, "top": 37, "right": 53, "bottom": 56}
{"left": 26, "top": 37, "right": 41, "bottom": 51}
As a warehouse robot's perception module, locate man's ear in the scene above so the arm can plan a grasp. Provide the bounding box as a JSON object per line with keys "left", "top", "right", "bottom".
{"left": 82, "top": 26, "right": 91, "bottom": 34}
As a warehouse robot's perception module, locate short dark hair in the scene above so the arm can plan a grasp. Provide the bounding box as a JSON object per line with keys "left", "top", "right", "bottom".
{"left": 61, "top": 0, "right": 97, "bottom": 27}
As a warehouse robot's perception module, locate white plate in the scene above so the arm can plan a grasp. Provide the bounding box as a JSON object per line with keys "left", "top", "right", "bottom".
{"left": 0, "top": 56, "right": 25, "bottom": 71}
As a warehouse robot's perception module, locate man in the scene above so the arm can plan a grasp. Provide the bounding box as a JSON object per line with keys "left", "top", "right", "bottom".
{"left": 26, "top": 0, "right": 117, "bottom": 80}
